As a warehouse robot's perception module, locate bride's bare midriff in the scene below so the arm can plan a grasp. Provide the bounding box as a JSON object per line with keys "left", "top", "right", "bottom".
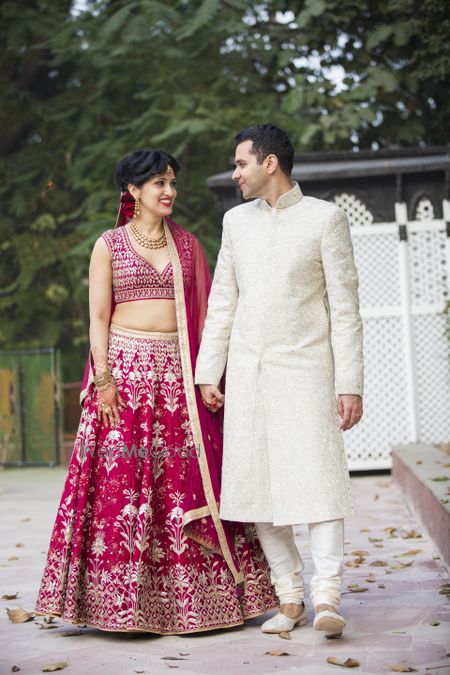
{"left": 111, "top": 299, "right": 177, "bottom": 333}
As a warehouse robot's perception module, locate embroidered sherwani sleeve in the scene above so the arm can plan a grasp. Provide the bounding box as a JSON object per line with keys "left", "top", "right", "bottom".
{"left": 321, "top": 207, "right": 364, "bottom": 396}
{"left": 195, "top": 216, "right": 238, "bottom": 386}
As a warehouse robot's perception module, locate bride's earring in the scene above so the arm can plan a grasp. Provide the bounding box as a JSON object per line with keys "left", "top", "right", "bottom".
{"left": 133, "top": 197, "right": 140, "bottom": 218}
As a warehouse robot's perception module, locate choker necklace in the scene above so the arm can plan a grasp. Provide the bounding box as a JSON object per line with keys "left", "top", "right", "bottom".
{"left": 130, "top": 219, "right": 167, "bottom": 249}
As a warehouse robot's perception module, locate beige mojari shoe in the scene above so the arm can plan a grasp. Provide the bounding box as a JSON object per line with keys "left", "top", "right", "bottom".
{"left": 261, "top": 604, "right": 307, "bottom": 633}
{"left": 313, "top": 609, "right": 346, "bottom": 635}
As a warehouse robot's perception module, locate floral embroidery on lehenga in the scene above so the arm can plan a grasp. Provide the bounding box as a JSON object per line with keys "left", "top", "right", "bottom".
{"left": 35, "top": 331, "right": 277, "bottom": 633}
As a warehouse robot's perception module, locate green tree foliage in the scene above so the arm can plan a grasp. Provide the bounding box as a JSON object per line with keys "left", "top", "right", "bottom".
{"left": 1, "top": 0, "right": 448, "bottom": 377}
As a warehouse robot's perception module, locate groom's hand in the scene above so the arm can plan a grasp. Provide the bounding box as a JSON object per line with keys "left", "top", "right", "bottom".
{"left": 199, "top": 384, "right": 225, "bottom": 413}
{"left": 338, "top": 394, "right": 363, "bottom": 430}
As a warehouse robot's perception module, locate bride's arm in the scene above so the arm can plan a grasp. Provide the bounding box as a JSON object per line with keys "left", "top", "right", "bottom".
{"left": 89, "top": 237, "right": 124, "bottom": 427}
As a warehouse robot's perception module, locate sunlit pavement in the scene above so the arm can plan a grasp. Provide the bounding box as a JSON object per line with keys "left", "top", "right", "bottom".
{"left": 1, "top": 468, "right": 449, "bottom": 675}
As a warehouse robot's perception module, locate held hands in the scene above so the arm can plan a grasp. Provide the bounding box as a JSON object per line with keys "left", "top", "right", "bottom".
{"left": 97, "top": 383, "right": 126, "bottom": 428}
{"left": 199, "top": 384, "right": 225, "bottom": 413}
{"left": 338, "top": 394, "right": 363, "bottom": 431}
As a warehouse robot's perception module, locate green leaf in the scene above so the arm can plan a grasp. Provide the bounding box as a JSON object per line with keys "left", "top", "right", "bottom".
{"left": 366, "top": 25, "right": 394, "bottom": 51}
{"left": 99, "top": 3, "right": 137, "bottom": 39}
{"left": 177, "top": 0, "right": 220, "bottom": 40}
{"left": 393, "top": 23, "right": 416, "bottom": 47}
{"left": 281, "top": 88, "right": 304, "bottom": 115}
{"left": 31, "top": 214, "right": 57, "bottom": 233}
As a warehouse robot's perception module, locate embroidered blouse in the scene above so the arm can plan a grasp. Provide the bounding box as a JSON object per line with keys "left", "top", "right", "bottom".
{"left": 101, "top": 226, "right": 174, "bottom": 303}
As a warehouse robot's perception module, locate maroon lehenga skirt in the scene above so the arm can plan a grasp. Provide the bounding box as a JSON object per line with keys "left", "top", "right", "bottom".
{"left": 35, "top": 325, "right": 277, "bottom": 633}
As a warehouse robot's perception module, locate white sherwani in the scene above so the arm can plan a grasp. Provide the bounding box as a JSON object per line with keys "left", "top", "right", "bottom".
{"left": 195, "top": 183, "right": 363, "bottom": 525}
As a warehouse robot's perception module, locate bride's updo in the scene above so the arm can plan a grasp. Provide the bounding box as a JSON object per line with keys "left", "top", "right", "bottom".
{"left": 114, "top": 149, "right": 180, "bottom": 191}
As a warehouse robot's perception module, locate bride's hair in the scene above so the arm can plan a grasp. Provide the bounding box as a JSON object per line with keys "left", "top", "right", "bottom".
{"left": 114, "top": 149, "right": 180, "bottom": 191}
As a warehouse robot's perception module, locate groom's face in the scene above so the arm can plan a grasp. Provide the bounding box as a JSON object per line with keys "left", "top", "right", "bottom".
{"left": 232, "top": 140, "right": 267, "bottom": 200}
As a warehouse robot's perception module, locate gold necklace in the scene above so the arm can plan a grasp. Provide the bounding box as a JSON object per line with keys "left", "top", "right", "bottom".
{"left": 129, "top": 219, "right": 167, "bottom": 249}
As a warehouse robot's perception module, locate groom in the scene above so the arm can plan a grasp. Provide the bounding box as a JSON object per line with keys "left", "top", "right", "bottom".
{"left": 195, "top": 124, "right": 363, "bottom": 635}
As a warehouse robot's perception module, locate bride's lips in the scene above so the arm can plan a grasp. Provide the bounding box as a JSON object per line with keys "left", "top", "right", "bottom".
{"left": 160, "top": 199, "right": 172, "bottom": 206}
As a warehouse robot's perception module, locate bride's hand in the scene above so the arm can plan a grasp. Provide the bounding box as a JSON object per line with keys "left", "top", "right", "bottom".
{"left": 199, "top": 384, "right": 224, "bottom": 413}
{"left": 97, "top": 384, "right": 126, "bottom": 427}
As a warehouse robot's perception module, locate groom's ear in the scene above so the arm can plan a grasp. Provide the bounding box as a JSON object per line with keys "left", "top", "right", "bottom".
{"left": 264, "top": 154, "right": 279, "bottom": 175}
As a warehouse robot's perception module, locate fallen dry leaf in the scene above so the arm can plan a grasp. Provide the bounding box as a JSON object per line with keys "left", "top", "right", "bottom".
{"left": 279, "top": 631, "right": 291, "bottom": 640}
{"left": 35, "top": 616, "right": 56, "bottom": 629}
{"left": 160, "top": 657, "right": 187, "bottom": 661}
{"left": 369, "top": 537, "right": 383, "bottom": 543}
{"left": 430, "top": 621, "right": 440, "bottom": 626}
{"left": 325, "top": 632, "right": 343, "bottom": 640}
{"left": 401, "top": 530, "right": 422, "bottom": 539}
{"left": 394, "top": 550, "right": 423, "bottom": 558}
{"left": 41, "top": 663, "right": 68, "bottom": 672}
{"left": 447, "top": 487, "right": 450, "bottom": 495}
{"left": 378, "top": 584, "right": 386, "bottom": 589}
{"left": 389, "top": 665, "right": 417, "bottom": 672}
{"left": 11, "top": 667, "right": 20, "bottom": 673}
{"left": 21, "top": 517, "right": 32, "bottom": 522}
{"left": 179, "top": 653, "right": 189, "bottom": 656}
{"left": 15, "top": 543, "right": 24, "bottom": 548}
{"left": 6, "top": 606, "right": 35, "bottom": 623}
{"left": 442, "top": 463, "right": 450, "bottom": 468}
{"left": 8, "top": 556, "right": 19, "bottom": 561}
{"left": 439, "top": 584, "right": 450, "bottom": 596}
{"left": 416, "top": 460, "right": 423, "bottom": 465}
{"left": 351, "top": 550, "right": 369, "bottom": 557}
{"left": 430, "top": 476, "right": 449, "bottom": 481}
{"left": 55, "top": 630, "right": 86, "bottom": 637}
{"left": 374, "top": 494, "right": 379, "bottom": 500}
{"left": 327, "top": 656, "right": 360, "bottom": 668}
{"left": 266, "top": 650, "right": 290, "bottom": 656}
{"left": 360, "top": 528, "right": 371, "bottom": 532}
{"left": 1, "top": 592, "right": 19, "bottom": 600}
{"left": 345, "top": 559, "right": 363, "bottom": 568}
{"left": 384, "top": 527, "right": 398, "bottom": 538}
{"left": 343, "top": 587, "right": 369, "bottom": 594}
{"left": 370, "top": 560, "right": 388, "bottom": 567}
{"left": 374, "top": 544, "right": 384, "bottom": 548}
{"left": 366, "top": 574, "right": 376, "bottom": 583}
{"left": 35, "top": 622, "right": 58, "bottom": 630}
{"left": 390, "top": 561, "right": 414, "bottom": 569}
{"left": 440, "top": 498, "right": 449, "bottom": 504}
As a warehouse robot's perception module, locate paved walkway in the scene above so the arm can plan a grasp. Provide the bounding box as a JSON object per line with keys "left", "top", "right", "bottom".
{"left": 0, "top": 469, "right": 449, "bottom": 675}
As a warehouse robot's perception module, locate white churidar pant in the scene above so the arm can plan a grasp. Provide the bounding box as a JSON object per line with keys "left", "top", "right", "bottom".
{"left": 255, "top": 519, "right": 344, "bottom": 608}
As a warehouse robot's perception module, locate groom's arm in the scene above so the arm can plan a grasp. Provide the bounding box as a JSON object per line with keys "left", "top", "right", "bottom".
{"left": 321, "top": 206, "right": 364, "bottom": 397}
{"left": 195, "top": 214, "right": 238, "bottom": 389}
{"left": 321, "top": 207, "right": 364, "bottom": 429}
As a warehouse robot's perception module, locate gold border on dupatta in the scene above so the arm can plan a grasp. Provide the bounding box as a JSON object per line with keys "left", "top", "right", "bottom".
{"left": 164, "top": 220, "right": 243, "bottom": 584}
{"left": 79, "top": 352, "right": 94, "bottom": 405}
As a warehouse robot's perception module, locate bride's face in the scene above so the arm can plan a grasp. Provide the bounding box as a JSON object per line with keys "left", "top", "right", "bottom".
{"left": 131, "top": 166, "right": 177, "bottom": 218}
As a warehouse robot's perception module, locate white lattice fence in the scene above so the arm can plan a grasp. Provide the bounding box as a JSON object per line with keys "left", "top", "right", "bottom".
{"left": 335, "top": 195, "right": 450, "bottom": 470}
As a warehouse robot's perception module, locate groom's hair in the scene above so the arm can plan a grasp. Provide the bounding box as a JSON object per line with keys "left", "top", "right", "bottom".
{"left": 234, "top": 124, "right": 294, "bottom": 177}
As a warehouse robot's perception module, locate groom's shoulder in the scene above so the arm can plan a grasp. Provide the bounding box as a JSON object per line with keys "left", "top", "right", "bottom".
{"left": 224, "top": 200, "right": 259, "bottom": 224}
